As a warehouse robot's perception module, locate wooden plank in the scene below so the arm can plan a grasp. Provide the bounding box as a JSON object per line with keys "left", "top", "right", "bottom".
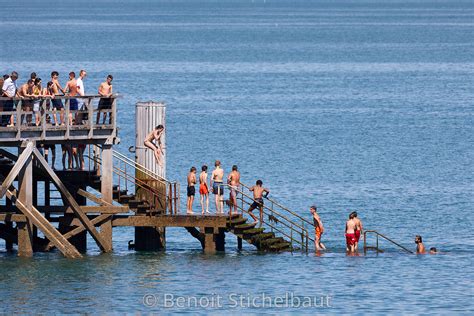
{"left": 77, "top": 189, "right": 112, "bottom": 206}
{"left": 101, "top": 145, "right": 113, "bottom": 204}
{"left": 6, "top": 189, "right": 82, "bottom": 258}
{"left": 112, "top": 215, "right": 228, "bottom": 228}
{"left": 0, "top": 213, "right": 27, "bottom": 222}
{"left": 32, "top": 147, "right": 111, "bottom": 253}
{"left": 0, "top": 142, "right": 34, "bottom": 198}
{"left": 45, "top": 214, "right": 111, "bottom": 251}
{"left": 0, "top": 205, "right": 129, "bottom": 214}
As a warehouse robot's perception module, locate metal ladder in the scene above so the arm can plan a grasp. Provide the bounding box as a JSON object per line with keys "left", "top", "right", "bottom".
{"left": 363, "top": 230, "right": 414, "bottom": 254}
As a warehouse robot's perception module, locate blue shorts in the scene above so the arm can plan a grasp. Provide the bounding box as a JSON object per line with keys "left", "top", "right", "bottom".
{"left": 212, "top": 182, "right": 224, "bottom": 195}
{"left": 69, "top": 99, "right": 78, "bottom": 111}
{"left": 52, "top": 99, "right": 63, "bottom": 109}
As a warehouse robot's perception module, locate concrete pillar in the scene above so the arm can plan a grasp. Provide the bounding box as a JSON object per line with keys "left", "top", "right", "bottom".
{"left": 134, "top": 227, "right": 165, "bottom": 251}
{"left": 201, "top": 227, "right": 225, "bottom": 254}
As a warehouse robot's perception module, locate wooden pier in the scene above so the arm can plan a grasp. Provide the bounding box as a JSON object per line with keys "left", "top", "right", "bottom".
{"left": 0, "top": 97, "right": 313, "bottom": 257}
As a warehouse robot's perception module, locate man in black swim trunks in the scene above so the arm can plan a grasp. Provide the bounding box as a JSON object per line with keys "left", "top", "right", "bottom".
{"left": 186, "top": 166, "right": 197, "bottom": 214}
{"left": 247, "top": 180, "right": 269, "bottom": 226}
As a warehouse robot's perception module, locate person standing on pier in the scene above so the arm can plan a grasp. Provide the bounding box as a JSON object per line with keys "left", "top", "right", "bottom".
{"left": 351, "top": 211, "right": 363, "bottom": 251}
{"left": 246, "top": 180, "right": 269, "bottom": 226}
{"left": 210, "top": 160, "right": 225, "bottom": 213}
{"left": 97, "top": 74, "right": 113, "bottom": 124}
{"left": 310, "top": 206, "right": 326, "bottom": 251}
{"left": 2, "top": 71, "right": 19, "bottom": 127}
{"left": 345, "top": 213, "right": 357, "bottom": 253}
{"left": 18, "top": 79, "right": 35, "bottom": 125}
{"left": 76, "top": 70, "right": 87, "bottom": 116}
{"left": 227, "top": 165, "right": 241, "bottom": 216}
{"left": 50, "top": 71, "right": 65, "bottom": 125}
{"left": 186, "top": 167, "right": 197, "bottom": 214}
{"left": 199, "top": 165, "right": 210, "bottom": 214}
{"left": 64, "top": 72, "right": 79, "bottom": 125}
{"left": 144, "top": 125, "right": 165, "bottom": 166}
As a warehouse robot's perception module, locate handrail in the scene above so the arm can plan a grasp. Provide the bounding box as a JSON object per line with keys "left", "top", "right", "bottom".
{"left": 224, "top": 184, "right": 310, "bottom": 252}
{"left": 363, "top": 230, "right": 414, "bottom": 254}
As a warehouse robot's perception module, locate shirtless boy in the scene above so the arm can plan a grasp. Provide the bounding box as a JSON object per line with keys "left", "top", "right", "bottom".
{"left": 199, "top": 165, "right": 210, "bottom": 214}
{"left": 351, "top": 211, "right": 363, "bottom": 251}
{"left": 144, "top": 125, "right": 164, "bottom": 166}
{"left": 18, "top": 79, "right": 35, "bottom": 125}
{"left": 345, "top": 213, "right": 357, "bottom": 253}
{"left": 50, "top": 71, "right": 65, "bottom": 125}
{"left": 186, "top": 167, "right": 197, "bottom": 214}
{"left": 227, "top": 165, "right": 241, "bottom": 216}
{"left": 247, "top": 180, "right": 269, "bottom": 226}
{"left": 97, "top": 74, "right": 113, "bottom": 124}
{"left": 210, "top": 160, "right": 224, "bottom": 213}
{"left": 310, "top": 205, "right": 326, "bottom": 251}
{"left": 64, "top": 72, "right": 79, "bottom": 125}
{"left": 415, "top": 235, "right": 425, "bottom": 254}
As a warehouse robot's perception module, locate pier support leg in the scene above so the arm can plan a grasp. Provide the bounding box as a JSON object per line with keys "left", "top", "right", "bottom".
{"left": 17, "top": 146, "right": 33, "bottom": 257}
{"left": 134, "top": 227, "right": 165, "bottom": 251}
{"left": 237, "top": 237, "right": 242, "bottom": 250}
{"left": 100, "top": 220, "right": 113, "bottom": 251}
{"left": 59, "top": 215, "right": 87, "bottom": 253}
{"left": 101, "top": 145, "right": 113, "bottom": 204}
{"left": 5, "top": 222, "right": 14, "bottom": 251}
{"left": 201, "top": 227, "right": 225, "bottom": 254}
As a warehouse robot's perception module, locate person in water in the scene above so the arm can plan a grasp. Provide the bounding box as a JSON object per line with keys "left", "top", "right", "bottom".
{"left": 247, "top": 180, "right": 269, "bottom": 226}
{"left": 345, "top": 213, "right": 357, "bottom": 253}
{"left": 227, "top": 165, "right": 241, "bottom": 216}
{"left": 429, "top": 247, "right": 438, "bottom": 254}
{"left": 210, "top": 160, "right": 224, "bottom": 213}
{"left": 186, "top": 166, "right": 197, "bottom": 214}
{"left": 310, "top": 205, "right": 326, "bottom": 251}
{"left": 415, "top": 235, "right": 425, "bottom": 254}
{"left": 144, "top": 125, "right": 165, "bottom": 166}
{"left": 199, "top": 165, "right": 210, "bottom": 214}
{"left": 351, "top": 211, "right": 363, "bottom": 251}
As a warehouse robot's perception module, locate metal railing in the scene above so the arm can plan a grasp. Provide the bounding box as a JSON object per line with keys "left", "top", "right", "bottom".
{"left": 223, "top": 183, "right": 310, "bottom": 252}
{"left": 0, "top": 95, "right": 117, "bottom": 141}
{"left": 363, "top": 230, "right": 414, "bottom": 254}
{"left": 85, "top": 148, "right": 180, "bottom": 214}
{"left": 239, "top": 182, "right": 315, "bottom": 245}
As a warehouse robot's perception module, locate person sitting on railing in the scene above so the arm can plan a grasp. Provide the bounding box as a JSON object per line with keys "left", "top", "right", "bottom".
{"left": 97, "top": 74, "right": 114, "bottom": 124}
{"left": 246, "top": 180, "right": 269, "bottom": 227}
{"left": 415, "top": 235, "right": 425, "bottom": 254}
{"left": 64, "top": 72, "right": 79, "bottom": 125}
{"left": 50, "top": 71, "right": 65, "bottom": 125}
{"left": 144, "top": 125, "right": 165, "bottom": 166}
{"left": 18, "top": 79, "right": 35, "bottom": 125}
{"left": 1, "top": 72, "right": 18, "bottom": 127}
{"left": 310, "top": 206, "right": 326, "bottom": 251}
{"left": 227, "top": 165, "right": 241, "bottom": 216}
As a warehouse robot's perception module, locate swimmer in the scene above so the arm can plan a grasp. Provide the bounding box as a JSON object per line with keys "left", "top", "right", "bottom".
{"left": 415, "top": 235, "right": 425, "bottom": 254}
{"left": 351, "top": 211, "right": 363, "bottom": 251}
{"left": 247, "top": 180, "right": 269, "bottom": 227}
{"left": 429, "top": 247, "right": 438, "bottom": 254}
{"left": 345, "top": 213, "right": 357, "bottom": 253}
{"left": 144, "top": 125, "right": 165, "bottom": 166}
{"left": 310, "top": 205, "right": 326, "bottom": 251}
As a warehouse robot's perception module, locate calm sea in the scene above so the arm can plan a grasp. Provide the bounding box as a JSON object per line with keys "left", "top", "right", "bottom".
{"left": 0, "top": 0, "right": 473, "bottom": 314}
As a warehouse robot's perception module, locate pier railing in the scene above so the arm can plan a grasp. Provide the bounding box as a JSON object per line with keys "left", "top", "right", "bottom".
{"left": 363, "top": 230, "right": 414, "bottom": 254}
{"left": 223, "top": 183, "right": 310, "bottom": 252}
{"left": 85, "top": 148, "right": 180, "bottom": 214}
{"left": 0, "top": 95, "right": 118, "bottom": 143}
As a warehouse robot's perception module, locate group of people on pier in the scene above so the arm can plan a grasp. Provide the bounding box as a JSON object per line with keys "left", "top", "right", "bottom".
{"left": 0, "top": 70, "right": 114, "bottom": 127}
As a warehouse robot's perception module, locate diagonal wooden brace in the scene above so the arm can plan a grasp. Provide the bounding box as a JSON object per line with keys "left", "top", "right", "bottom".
{"left": 32, "top": 147, "right": 112, "bottom": 252}
{"left": 0, "top": 142, "right": 34, "bottom": 198}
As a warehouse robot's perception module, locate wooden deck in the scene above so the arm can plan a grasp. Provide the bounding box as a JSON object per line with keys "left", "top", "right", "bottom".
{"left": 0, "top": 95, "right": 119, "bottom": 146}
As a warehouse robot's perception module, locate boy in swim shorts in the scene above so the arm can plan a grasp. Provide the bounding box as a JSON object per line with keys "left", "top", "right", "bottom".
{"left": 247, "top": 180, "right": 269, "bottom": 227}
{"left": 310, "top": 205, "right": 326, "bottom": 251}
{"left": 199, "top": 165, "right": 210, "bottom": 214}
{"left": 186, "top": 166, "right": 197, "bottom": 214}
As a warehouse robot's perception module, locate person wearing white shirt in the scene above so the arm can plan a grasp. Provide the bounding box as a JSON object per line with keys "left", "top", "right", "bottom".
{"left": 76, "top": 69, "right": 87, "bottom": 124}
{"left": 2, "top": 71, "right": 19, "bottom": 126}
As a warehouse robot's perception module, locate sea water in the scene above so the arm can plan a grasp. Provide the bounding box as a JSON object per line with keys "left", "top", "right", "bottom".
{"left": 0, "top": 0, "right": 473, "bottom": 314}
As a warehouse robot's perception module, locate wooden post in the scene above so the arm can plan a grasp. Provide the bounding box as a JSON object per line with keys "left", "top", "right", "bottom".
{"left": 201, "top": 227, "right": 225, "bottom": 254}
{"left": 17, "top": 145, "right": 33, "bottom": 257}
{"left": 100, "top": 144, "right": 113, "bottom": 251}
{"left": 5, "top": 221, "right": 14, "bottom": 251}
{"left": 237, "top": 237, "right": 242, "bottom": 250}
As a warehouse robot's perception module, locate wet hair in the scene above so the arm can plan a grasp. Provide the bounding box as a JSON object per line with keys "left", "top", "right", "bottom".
{"left": 27, "top": 79, "right": 34, "bottom": 85}
{"left": 349, "top": 213, "right": 355, "bottom": 219}
{"left": 256, "top": 180, "right": 263, "bottom": 186}
{"left": 34, "top": 78, "right": 41, "bottom": 85}
{"left": 69, "top": 71, "right": 76, "bottom": 78}
{"left": 190, "top": 166, "right": 196, "bottom": 172}
{"left": 415, "top": 235, "right": 422, "bottom": 243}
{"left": 202, "top": 165, "right": 207, "bottom": 171}
{"left": 155, "top": 124, "right": 164, "bottom": 130}
{"left": 352, "top": 211, "right": 358, "bottom": 218}
{"left": 215, "top": 160, "right": 221, "bottom": 167}
{"left": 3, "top": 74, "right": 9, "bottom": 80}
{"left": 232, "top": 165, "right": 238, "bottom": 171}
{"left": 51, "top": 71, "right": 59, "bottom": 77}
{"left": 107, "top": 74, "right": 113, "bottom": 80}
{"left": 310, "top": 205, "right": 317, "bottom": 211}
{"left": 430, "top": 247, "right": 437, "bottom": 253}
{"left": 30, "top": 72, "right": 37, "bottom": 79}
